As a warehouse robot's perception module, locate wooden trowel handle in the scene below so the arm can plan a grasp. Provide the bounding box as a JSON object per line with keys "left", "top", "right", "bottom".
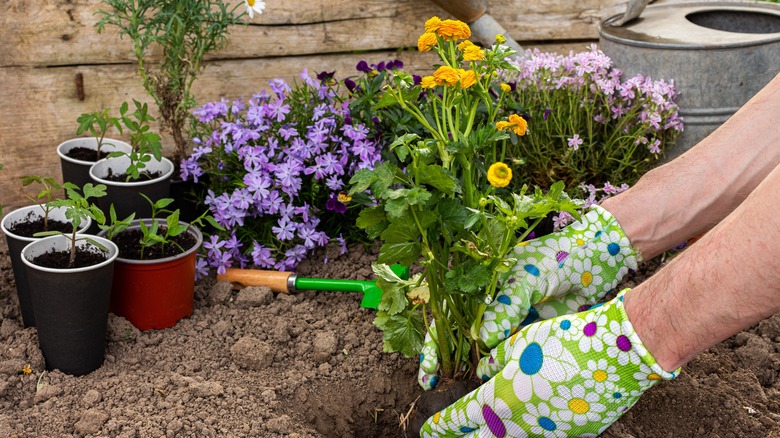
{"left": 216, "top": 268, "right": 294, "bottom": 293}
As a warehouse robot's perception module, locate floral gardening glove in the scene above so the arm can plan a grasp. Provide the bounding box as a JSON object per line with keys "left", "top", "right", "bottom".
{"left": 480, "top": 205, "right": 639, "bottom": 348}
{"left": 419, "top": 206, "right": 639, "bottom": 390}
{"left": 421, "top": 290, "right": 679, "bottom": 437}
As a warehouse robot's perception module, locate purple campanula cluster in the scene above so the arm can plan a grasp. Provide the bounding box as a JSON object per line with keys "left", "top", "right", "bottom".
{"left": 182, "top": 70, "right": 383, "bottom": 276}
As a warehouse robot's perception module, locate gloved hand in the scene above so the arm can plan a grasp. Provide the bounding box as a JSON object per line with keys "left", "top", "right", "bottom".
{"left": 419, "top": 205, "right": 639, "bottom": 390}
{"left": 421, "top": 289, "right": 679, "bottom": 437}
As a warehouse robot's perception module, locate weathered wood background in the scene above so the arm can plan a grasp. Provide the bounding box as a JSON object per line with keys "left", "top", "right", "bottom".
{"left": 0, "top": 0, "right": 635, "bottom": 209}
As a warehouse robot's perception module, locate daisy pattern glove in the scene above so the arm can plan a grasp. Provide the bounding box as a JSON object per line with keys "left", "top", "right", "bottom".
{"left": 480, "top": 205, "right": 639, "bottom": 348}
{"left": 421, "top": 289, "right": 679, "bottom": 437}
{"left": 419, "top": 206, "right": 638, "bottom": 390}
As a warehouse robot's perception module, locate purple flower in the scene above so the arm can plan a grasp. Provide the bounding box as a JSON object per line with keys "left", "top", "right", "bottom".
{"left": 356, "top": 60, "right": 371, "bottom": 73}
{"left": 326, "top": 194, "right": 347, "bottom": 214}
{"left": 251, "top": 243, "right": 275, "bottom": 268}
{"left": 203, "top": 235, "right": 225, "bottom": 259}
{"left": 195, "top": 257, "right": 210, "bottom": 280}
{"left": 567, "top": 134, "right": 583, "bottom": 151}
{"left": 343, "top": 78, "right": 357, "bottom": 92}
{"left": 272, "top": 217, "right": 296, "bottom": 241}
{"left": 543, "top": 109, "right": 552, "bottom": 121}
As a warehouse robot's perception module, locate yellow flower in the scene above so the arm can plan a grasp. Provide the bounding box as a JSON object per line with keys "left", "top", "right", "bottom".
{"left": 458, "top": 41, "right": 484, "bottom": 61}
{"left": 21, "top": 364, "right": 32, "bottom": 375}
{"left": 500, "top": 83, "right": 511, "bottom": 94}
{"left": 425, "top": 16, "right": 442, "bottom": 33}
{"left": 418, "top": 32, "right": 437, "bottom": 52}
{"left": 244, "top": 0, "right": 266, "bottom": 19}
{"left": 496, "top": 114, "right": 528, "bottom": 136}
{"left": 337, "top": 192, "right": 352, "bottom": 203}
{"left": 434, "top": 19, "right": 471, "bottom": 40}
{"left": 420, "top": 76, "right": 437, "bottom": 89}
{"left": 487, "top": 162, "right": 512, "bottom": 188}
{"left": 433, "top": 66, "right": 459, "bottom": 86}
{"left": 459, "top": 69, "right": 478, "bottom": 89}
{"left": 496, "top": 34, "right": 507, "bottom": 44}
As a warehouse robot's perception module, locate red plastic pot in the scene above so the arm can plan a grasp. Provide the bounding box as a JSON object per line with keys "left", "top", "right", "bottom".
{"left": 101, "top": 219, "right": 203, "bottom": 331}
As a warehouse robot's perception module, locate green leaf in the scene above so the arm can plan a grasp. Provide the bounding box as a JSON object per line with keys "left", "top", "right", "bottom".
{"left": 348, "top": 169, "right": 376, "bottom": 195}
{"left": 378, "top": 241, "right": 420, "bottom": 267}
{"left": 438, "top": 199, "right": 469, "bottom": 235}
{"left": 373, "top": 91, "right": 401, "bottom": 110}
{"left": 355, "top": 207, "right": 389, "bottom": 239}
{"left": 417, "top": 164, "right": 459, "bottom": 195}
{"left": 448, "top": 262, "right": 493, "bottom": 294}
{"left": 375, "top": 277, "right": 408, "bottom": 315}
{"left": 373, "top": 310, "right": 424, "bottom": 358}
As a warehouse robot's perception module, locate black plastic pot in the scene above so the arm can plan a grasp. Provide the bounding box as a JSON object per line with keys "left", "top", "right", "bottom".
{"left": 1, "top": 205, "right": 92, "bottom": 327}
{"left": 57, "top": 137, "right": 132, "bottom": 189}
{"left": 89, "top": 155, "right": 174, "bottom": 219}
{"left": 21, "top": 235, "right": 118, "bottom": 376}
{"left": 169, "top": 177, "right": 204, "bottom": 224}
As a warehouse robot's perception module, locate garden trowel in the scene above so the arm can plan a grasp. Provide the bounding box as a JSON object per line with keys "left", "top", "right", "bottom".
{"left": 216, "top": 264, "right": 409, "bottom": 310}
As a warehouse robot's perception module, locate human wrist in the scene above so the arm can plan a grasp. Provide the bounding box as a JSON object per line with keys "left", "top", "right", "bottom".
{"left": 623, "top": 285, "right": 686, "bottom": 372}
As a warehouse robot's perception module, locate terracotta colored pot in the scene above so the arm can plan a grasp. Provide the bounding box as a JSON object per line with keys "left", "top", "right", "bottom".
{"left": 21, "top": 235, "right": 118, "bottom": 376}
{"left": 101, "top": 219, "right": 203, "bottom": 331}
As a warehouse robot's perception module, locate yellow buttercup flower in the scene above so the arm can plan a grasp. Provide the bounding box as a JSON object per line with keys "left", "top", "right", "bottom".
{"left": 459, "top": 69, "right": 477, "bottom": 89}
{"left": 458, "top": 41, "right": 484, "bottom": 61}
{"left": 425, "top": 16, "right": 442, "bottom": 33}
{"left": 500, "top": 83, "right": 511, "bottom": 93}
{"left": 420, "top": 76, "right": 437, "bottom": 89}
{"left": 433, "top": 66, "right": 459, "bottom": 86}
{"left": 496, "top": 114, "right": 528, "bottom": 136}
{"left": 487, "top": 162, "right": 512, "bottom": 188}
{"left": 434, "top": 19, "right": 471, "bottom": 40}
{"left": 418, "top": 32, "right": 437, "bottom": 52}
{"left": 496, "top": 34, "right": 507, "bottom": 44}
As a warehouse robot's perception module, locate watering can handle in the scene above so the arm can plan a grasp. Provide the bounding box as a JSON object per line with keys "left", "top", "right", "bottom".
{"left": 611, "top": 0, "right": 652, "bottom": 27}
{"left": 429, "top": 0, "right": 524, "bottom": 56}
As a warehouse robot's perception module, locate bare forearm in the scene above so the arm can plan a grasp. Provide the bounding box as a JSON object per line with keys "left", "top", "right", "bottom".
{"left": 625, "top": 159, "right": 780, "bottom": 371}
{"left": 602, "top": 72, "right": 780, "bottom": 259}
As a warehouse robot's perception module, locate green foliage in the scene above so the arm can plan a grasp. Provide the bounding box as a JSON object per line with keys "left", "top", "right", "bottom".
{"left": 349, "top": 22, "right": 581, "bottom": 379}
{"left": 112, "top": 100, "right": 163, "bottom": 181}
{"left": 96, "top": 0, "right": 246, "bottom": 164}
{"left": 75, "top": 108, "right": 123, "bottom": 160}
{"left": 499, "top": 47, "right": 682, "bottom": 193}
{"left": 37, "top": 183, "right": 108, "bottom": 268}
{"left": 20, "top": 175, "right": 64, "bottom": 231}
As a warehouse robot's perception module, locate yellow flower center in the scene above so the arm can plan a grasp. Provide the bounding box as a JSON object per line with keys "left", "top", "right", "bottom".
{"left": 593, "top": 370, "right": 608, "bottom": 382}
{"left": 433, "top": 412, "right": 441, "bottom": 423}
{"left": 569, "top": 398, "right": 590, "bottom": 414}
{"left": 581, "top": 271, "right": 593, "bottom": 287}
{"left": 516, "top": 241, "right": 530, "bottom": 247}
{"left": 576, "top": 238, "right": 585, "bottom": 246}
{"left": 648, "top": 373, "right": 662, "bottom": 380}
{"left": 338, "top": 193, "right": 352, "bottom": 203}
{"left": 247, "top": 0, "right": 255, "bottom": 6}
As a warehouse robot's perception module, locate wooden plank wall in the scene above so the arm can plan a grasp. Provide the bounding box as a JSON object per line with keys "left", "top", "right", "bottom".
{"left": 0, "top": 0, "right": 632, "bottom": 209}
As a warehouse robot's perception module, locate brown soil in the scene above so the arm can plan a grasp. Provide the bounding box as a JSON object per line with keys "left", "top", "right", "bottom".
{"left": 102, "top": 168, "right": 163, "bottom": 182}
{"left": 64, "top": 147, "right": 112, "bottom": 163}
{"left": 29, "top": 246, "right": 109, "bottom": 270}
{"left": 0, "top": 242, "right": 779, "bottom": 437}
{"left": 6, "top": 212, "right": 74, "bottom": 238}
{"left": 111, "top": 228, "right": 197, "bottom": 260}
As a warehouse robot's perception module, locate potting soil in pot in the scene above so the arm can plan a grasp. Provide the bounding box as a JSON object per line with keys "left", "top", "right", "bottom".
{"left": 0, "top": 243, "right": 779, "bottom": 436}
{"left": 5, "top": 214, "right": 74, "bottom": 238}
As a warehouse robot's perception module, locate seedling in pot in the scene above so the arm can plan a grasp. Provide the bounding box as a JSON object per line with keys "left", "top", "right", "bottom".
{"left": 20, "top": 175, "right": 65, "bottom": 232}
{"left": 137, "top": 195, "right": 188, "bottom": 259}
{"left": 105, "top": 100, "right": 163, "bottom": 182}
{"left": 75, "top": 108, "right": 123, "bottom": 162}
{"left": 96, "top": 204, "right": 136, "bottom": 241}
{"left": 34, "top": 183, "right": 109, "bottom": 268}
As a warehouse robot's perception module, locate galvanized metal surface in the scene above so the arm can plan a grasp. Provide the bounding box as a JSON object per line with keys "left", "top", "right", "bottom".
{"left": 599, "top": 2, "right": 780, "bottom": 158}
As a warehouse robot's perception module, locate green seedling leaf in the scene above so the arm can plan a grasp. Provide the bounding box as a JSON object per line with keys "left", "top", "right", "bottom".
{"left": 356, "top": 207, "right": 389, "bottom": 239}
{"left": 84, "top": 237, "right": 109, "bottom": 253}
